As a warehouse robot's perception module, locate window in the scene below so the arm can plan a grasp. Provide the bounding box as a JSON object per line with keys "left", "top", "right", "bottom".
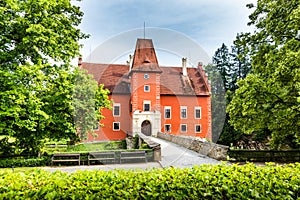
{"left": 181, "top": 124, "right": 187, "bottom": 132}
{"left": 144, "top": 85, "right": 150, "bottom": 92}
{"left": 113, "top": 122, "right": 120, "bottom": 131}
{"left": 180, "top": 106, "right": 187, "bottom": 119}
{"left": 195, "top": 124, "right": 201, "bottom": 133}
{"left": 143, "top": 100, "right": 150, "bottom": 111}
{"left": 195, "top": 107, "right": 201, "bottom": 119}
{"left": 165, "top": 124, "right": 171, "bottom": 132}
{"left": 113, "top": 103, "right": 120, "bottom": 116}
{"left": 164, "top": 106, "right": 171, "bottom": 119}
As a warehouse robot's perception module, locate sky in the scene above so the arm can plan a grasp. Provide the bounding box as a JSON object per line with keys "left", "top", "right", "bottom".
{"left": 74, "top": 0, "right": 256, "bottom": 66}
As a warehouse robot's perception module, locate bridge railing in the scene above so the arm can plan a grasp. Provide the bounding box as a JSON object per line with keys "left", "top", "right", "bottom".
{"left": 137, "top": 133, "right": 161, "bottom": 162}
{"left": 228, "top": 149, "right": 300, "bottom": 162}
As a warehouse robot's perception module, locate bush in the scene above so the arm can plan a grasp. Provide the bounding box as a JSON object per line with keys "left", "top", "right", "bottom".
{"left": 0, "top": 157, "right": 50, "bottom": 168}
{"left": 0, "top": 163, "right": 299, "bottom": 199}
{"left": 0, "top": 137, "right": 17, "bottom": 155}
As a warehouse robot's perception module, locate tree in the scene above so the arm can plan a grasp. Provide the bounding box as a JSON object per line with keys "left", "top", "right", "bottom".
{"left": 0, "top": 0, "right": 110, "bottom": 154}
{"left": 73, "top": 69, "right": 111, "bottom": 140}
{"left": 212, "top": 44, "right": 232, "bottom": 91}
{"left": 205, "top": 64, "right": 226, "bottom": 143}
{"left": 210, "top": 40, "right": 252, "bottom": 146}
{"left": 228, "top": 0, "right": 300, "bottom": 149}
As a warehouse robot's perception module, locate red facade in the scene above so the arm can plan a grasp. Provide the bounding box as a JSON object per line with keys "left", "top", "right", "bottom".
{"left": 82, "top": 39, "right": 211, "bottom": 141}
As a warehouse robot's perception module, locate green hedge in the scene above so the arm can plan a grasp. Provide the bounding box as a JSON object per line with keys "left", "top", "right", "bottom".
{"left": 0, "top": 157, "right": 50, "bottom": 168}
{"left": 0, "top": 163, "right": 299, "bottom": 199}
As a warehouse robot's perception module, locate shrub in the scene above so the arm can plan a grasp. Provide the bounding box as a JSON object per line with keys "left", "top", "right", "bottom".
{"left": 0, "top": 163, "right": 299, "bottom": 199}
{"left": 0, "top": 157, "right": 50, "bottom": 168}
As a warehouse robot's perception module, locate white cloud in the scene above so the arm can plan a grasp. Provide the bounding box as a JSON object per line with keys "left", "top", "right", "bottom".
{"left": 74, "top": 0, "right": 256, "bottom": 61}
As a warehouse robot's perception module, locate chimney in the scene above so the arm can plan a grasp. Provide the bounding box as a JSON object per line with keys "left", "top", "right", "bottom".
{"left": 127, "top": 54, "right": 133, "bottom": 68}
{"left": 182, "top": 57, "right": 187, "bottom": 76}
{"left": 78, "top": 56, "right": 82, "bottom": 68}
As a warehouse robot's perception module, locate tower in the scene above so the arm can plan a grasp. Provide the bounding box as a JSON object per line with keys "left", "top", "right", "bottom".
{"left": 129, "top": 39, "right": 162, "bottom": 136}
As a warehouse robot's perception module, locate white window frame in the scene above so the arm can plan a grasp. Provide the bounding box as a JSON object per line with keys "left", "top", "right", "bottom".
{"left": 195, "top": 124, "right": 202, "bottom": 133}
{"left": 180, "top": 106, "right": 187, "bottom": 119}
{"left": 144, "top": 85, "right": 150, "bottom": 92}
{"left": 113, "top": 122, "right": 120, "bottom": 131}
{"left": 194, "top": 107, "right": 201, "bottom": 119}
{"left": 113, "top": 103, "right": 121, "bottom": 117}
{"left": 180, "top": 124, "right": 187, "bottom": 133}
{"left": 164, "top": 106, "right": 171, "bottom": 119}
{"left": 165, "top": 124, "right": 171, "bottom": 132}
{"left": 143, "top": 100, "right": 151, "bottom": 111}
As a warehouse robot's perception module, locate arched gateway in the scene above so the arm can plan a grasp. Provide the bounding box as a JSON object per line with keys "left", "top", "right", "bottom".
{"left": 141, "top": 120, "right": 151, "bottom": 136}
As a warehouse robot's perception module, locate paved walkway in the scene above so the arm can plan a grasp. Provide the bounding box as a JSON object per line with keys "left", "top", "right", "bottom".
{"left": 43, "top": 137, "right": 220, "bottom": 173}
{"left": 150, "top": 137, "right": 220, "bottom": 168}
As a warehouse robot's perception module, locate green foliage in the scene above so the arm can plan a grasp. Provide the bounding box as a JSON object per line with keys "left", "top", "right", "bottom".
{"left": 44, "top": 141, "right": 126, "bottom": 154}
{"left": 0, "top": 0, "right": 87, "bottom": 65}
{"left": 73, "top": 69, "right": 111, "bottom": 140}
{"left": 0, "top": 1, "right": 111, "bottom": 154}
{"left": 205, "top": 64, "right": 226, "bottom": 143}
{"left": 0, "top": 137, "right": 15, "bottom": 155}
{"left": 228, "top": 0, "right": 300, "bottom": 149}
{"left": 0, "top": 0, "right": 86, "bottom": 154}
{"left": 0, "top": 157, "right": 50, "bottom": 168}
{"left": 133, "top": 135, "right": 139, "bottom": 149}
{"left": 208, "top": 39, "right": 251, "bottom": 145}
{"left": 0, "top": 163, "right": 299, "bottom": 199}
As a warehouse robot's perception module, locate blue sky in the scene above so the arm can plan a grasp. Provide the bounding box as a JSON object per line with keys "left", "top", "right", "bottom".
{"left": 75, "top": 0, "right": 255, "bottom": 65}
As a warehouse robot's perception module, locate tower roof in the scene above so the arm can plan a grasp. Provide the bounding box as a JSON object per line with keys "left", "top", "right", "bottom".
{"left": 131, "top": 38, "right": 161, "bottom": 72}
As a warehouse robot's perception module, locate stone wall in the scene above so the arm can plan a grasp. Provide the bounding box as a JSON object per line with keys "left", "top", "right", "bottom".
{"left": 137, "top": 133, "right": 161, "bottom": 161}
{"left": 157, "top": 132, "right": 228, "bottom": 160}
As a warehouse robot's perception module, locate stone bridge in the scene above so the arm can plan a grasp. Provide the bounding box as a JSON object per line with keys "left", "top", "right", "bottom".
{"left": 137, "top": 132, "right": 229, "bottom": 168}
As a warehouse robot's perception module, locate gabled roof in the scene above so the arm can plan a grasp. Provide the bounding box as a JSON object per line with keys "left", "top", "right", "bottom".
{"left": 81, "top": 63, "right": 210, "bottom": 96}
{"left": 82, "top": 63, "right": 130, "bottom": 94}
{"left": 160, "top": 67, "right": 209, "bottom": 96}
{"left": 131, "top": 39, "right": 161, "bottom": 73}
{"left": 81, "top": 38, "right": 209, "bottom": 96}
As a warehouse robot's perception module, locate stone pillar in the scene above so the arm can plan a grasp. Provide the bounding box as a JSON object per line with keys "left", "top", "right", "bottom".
{"left": 153, "top": 145, "right": 161, "bottom": 161}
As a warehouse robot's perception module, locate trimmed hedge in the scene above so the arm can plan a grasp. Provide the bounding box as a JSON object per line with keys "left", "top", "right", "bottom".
{"left": 0, "top": 149, "right": 154, "bottom": 167}
{"left": 0, "top": 163, "right": 299, "bottom": 199}
{"left": 0, "top": 157, "right": 50, "bottom": 168}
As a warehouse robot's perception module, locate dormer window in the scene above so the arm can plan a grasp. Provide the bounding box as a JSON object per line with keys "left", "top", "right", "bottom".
{"left": 144, "top": 74, "right": 149, "bottom": 79}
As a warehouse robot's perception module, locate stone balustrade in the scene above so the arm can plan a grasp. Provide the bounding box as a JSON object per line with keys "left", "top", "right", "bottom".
{"left": 157, "top": 132, "right": 228, "bottom": 160}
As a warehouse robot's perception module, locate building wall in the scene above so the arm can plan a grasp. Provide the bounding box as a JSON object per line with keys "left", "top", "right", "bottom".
{"left": 131, "top": 72, "right": 160, "bottom": 112}
{"left": 160, "top": 95, "right": 211, "bottom": 139}
{"left": 87, "top": 94, "right": 211, "bottom": 141}
{"left": 86, "top": 75, "right": 211, "bottom": 141}
{"left": 86, "top": 94, "right": 130, "bottom": 141}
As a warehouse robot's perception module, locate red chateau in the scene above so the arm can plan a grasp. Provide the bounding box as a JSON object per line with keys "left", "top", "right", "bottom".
{"left": 81, "top": 38, "right": 212, "bottom": 141}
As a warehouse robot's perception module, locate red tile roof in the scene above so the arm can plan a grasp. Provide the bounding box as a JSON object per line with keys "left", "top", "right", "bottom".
{"left": 81, "top": 63, "right": 210, "bottom": 96}
{"left": 160, "top": 67, "right": 209, "bottom": 96}
{"left": 131, "top": 39, "right": 161, "bottom": 73}
{"left": 82, "top": 63, "right": 130, "bottom": 94}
